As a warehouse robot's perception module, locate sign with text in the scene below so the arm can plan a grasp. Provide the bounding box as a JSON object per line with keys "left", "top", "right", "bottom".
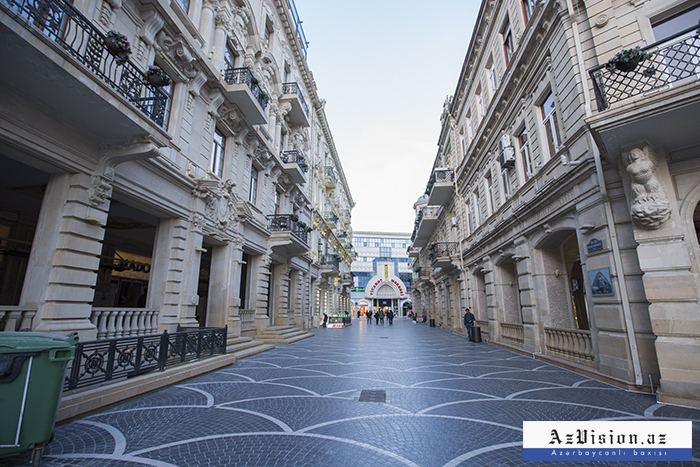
{"left": 523, "top": 421, "right": 692, "bottom": 461}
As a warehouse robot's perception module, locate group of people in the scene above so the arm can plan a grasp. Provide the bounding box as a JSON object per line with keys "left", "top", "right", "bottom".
{"left": 365, "top": 309, "right": 394, "bottom": 325}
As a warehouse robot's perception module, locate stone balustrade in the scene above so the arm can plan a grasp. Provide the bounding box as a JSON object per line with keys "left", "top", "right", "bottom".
{"left": 90, "top": 308, "right": 159, "bottom": 339}
{"left": 501, "top": 322, "right": 524, "bottom": 347}
{"left": 0, "top": 306, "right": 38, "bottom": 332}
{"left": 544, "top": 327, "right": 594, "bottom": 366}
{"left": 239, "top": 309, "right": 256, "bottom": 331}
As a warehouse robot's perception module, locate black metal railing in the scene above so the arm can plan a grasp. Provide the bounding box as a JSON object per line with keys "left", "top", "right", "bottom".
{"left": 323, "top": 211, "right": 338, "bottom": 224}
{"left": 589, "top": 24, "right": 700, "bottom": 111}
{"left": 4, "top": 0, "right": 169, "bottom": 126}
{"left": 282, "top": 82, "right": 309, "bottom": 117}
{"left": 267, "top": 214, "right": 309, "bottom": 243}
{"left": 428, "top": 242, "right": 458, "bottom": 262}
{"left": 324, "top": 166, "right": 337, "bottom": 185}
{"left": 320, "top": 255, "right": 340, "bottom": 270}
{"left": 280, "top": 150, "right": 309, "bottom": 173}
{"left": 64, "top": 326, "right": 227, "bottom": 391}
{"left": 222, "top": 66, "right": 270, "bottom": 110}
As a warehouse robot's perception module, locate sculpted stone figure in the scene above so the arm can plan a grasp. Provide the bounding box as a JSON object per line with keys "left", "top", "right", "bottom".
{"left": 623, "top": 145, "right": 671, "bottom": 229}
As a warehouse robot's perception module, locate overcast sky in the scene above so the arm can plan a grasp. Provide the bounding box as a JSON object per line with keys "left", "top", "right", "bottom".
{"left": 294, "top": 0, "right": 480, "bottom": 233}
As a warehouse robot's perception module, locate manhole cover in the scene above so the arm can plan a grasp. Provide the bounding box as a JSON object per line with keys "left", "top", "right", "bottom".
{"left": 359, "top": 389, "right": 386, "bottom": 403}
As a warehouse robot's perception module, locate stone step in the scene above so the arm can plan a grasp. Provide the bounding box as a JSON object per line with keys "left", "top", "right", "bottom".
{"left": 260, "top": 328, "right": 314, "bottom": 345}
{"left": 231, "top": 341, "right": 275, "bottom": 359}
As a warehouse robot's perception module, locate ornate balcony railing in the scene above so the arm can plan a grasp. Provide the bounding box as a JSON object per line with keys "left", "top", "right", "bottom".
{"left": 324, "top": 166, "right": 337, "bottom": 185}
{"left": 427, "top": 242, "right": 458, "bottom": 260}
{"left": 3, "top": 0, "right": 169, "bottom": 126}
{"left": 223, "top": 66, "right": 269, "bottom": 110}
{"left": 501, "top": 322, "right": 524, "bottom": 347}
{"left": 544, "top": 327, "right": 594, "bottom": 366}
{"left": 267, "top": 214, "right": 309, "bottom": 243}
{"left": 239, "top": 309, "right": 256, "bottom": 331}
{"left": 282, "top": 82, "right": 309, "bottom": 117}
{"left": 90, "top": 308, "right": 159, "bottom": 339}
{"left": 280, "top": 150, "right": 309, "bottom": 172}
{"left": 420, "top": 205, "right": 441, "bottom": 219}
{"left": 0, "top": 306, "right": 37, "bottom": 332}
{"left": 320, "top": 255, "right": 340, "bottom": 270}
{"left": 64, "top": 326, "right": 227, "bottom": 391}
{"left": 323, "top": 211, "right": 339, "bottom": 224}
{"left": 589, "top": 24, "right": 700, "bottom": 111}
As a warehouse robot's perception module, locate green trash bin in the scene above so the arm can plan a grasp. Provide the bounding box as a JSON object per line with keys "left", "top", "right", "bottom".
{"left": 0, "top": 332, "right": 77, "bottom": 464}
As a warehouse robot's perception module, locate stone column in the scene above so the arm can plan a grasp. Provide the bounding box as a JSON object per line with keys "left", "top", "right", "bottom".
{"left": 198, "top": 0, "right": 216, "bottom": 54}
{"left": 208, "top": 242, "right": 235, "bottom": 328}
{"left": 177, "top": 225, "right": 203, "bottom": 329}
{"left": 23, "top": 174, "right": 104, "bottom": 340}
{"left": 254, "top": 254, "right": 271, "bottom": 332}
{"left": 211, "top": 13, "right": 228, "bottom": 72}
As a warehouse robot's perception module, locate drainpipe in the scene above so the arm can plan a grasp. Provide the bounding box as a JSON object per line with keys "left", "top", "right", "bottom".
{"left": 565, "top": 0, "right": 644, "bottom": 387}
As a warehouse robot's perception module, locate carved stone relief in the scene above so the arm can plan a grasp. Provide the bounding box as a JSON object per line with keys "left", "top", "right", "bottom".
{"left": 192, "top": 179, "right": 240, "bottom": 231}
{"left": 623, "top": 145, "right": 671, "bottom": 230}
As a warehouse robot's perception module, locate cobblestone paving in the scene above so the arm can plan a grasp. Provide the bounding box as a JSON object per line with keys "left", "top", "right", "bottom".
{"left": 2, "top": 318, "right": 699, "bottom": 466}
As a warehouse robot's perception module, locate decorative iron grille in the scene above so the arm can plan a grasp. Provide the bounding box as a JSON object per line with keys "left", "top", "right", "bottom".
{"left": 222, "top": 66, "right": 270, "bottom": 110}
{"left": 320, "top": 255, "right": 340, "bottom": 270}
{"left": 433, "top": 168, "right": 454, "bottom": 184}
{"left": 4, "top": 0, "right": 169, "bottom": 126}
{"left": 267, "top": 214, "right": 309, "bottom": 243}
{"left": 589, "top": 24, "right": 700, "bottom": 111}
{"left": 281, "top": 82, "right": 310, "bottom": 117}
{"left": 280, "top": 150, "right": 309, "bottom": 172}
{"left": 428, "top": 242, "right": 458, "bottom": 261}
{"left": 64, "top": 326, "right": 227, "bottom": 391}
{"left": 420, "top": 206, "right": 441, "bottom": 219}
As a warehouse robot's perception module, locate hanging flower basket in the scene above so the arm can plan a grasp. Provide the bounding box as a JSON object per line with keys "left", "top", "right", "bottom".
{"left": 145, "top": 65, "right": 172, "bottom": 88}
{"left": 605, "top": 46, "right": 649, "bottom": 73}
{"left": 104, "top": 30, "right": 132, "bottom": 66}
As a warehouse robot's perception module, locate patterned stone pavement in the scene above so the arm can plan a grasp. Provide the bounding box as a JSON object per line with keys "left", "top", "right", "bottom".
{"left": 2, "top": 317, "right": 699, "bottom": 466}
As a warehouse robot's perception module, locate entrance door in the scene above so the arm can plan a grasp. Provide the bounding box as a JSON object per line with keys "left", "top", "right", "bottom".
{"left": 195, "top": 245, "right": 212, "bottom": 328}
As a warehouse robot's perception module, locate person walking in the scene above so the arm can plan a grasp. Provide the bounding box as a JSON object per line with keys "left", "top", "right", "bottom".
{"left": 378, "top": 309, "right": 385, "bottom": 325}
{"left": 375, "top": 310, "right": 380, "bottom": 325}
{"left": 367, "top": 309, "right": 373, "bottom": 324}
{"left": 322, "top": 313, "right": 328, "bottom": 328}
{"left": 387, "top": 309, "right": 394, "bottom": 325}
{"left": 463, "top": 308, "right": 475, "bottom": 341}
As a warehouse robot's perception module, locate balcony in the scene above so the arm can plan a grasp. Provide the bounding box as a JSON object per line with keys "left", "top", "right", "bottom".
{"left": 222, "top": 67, "right": 269, "bottom": 125}
{"left": 0, "top": 0, "right": 170, "bottom": 139}
{"left": 587, "top": 24, "right": 700, "bottom": 164}
{"left": 324, "top": 166, "right": 337, "bottom": 188}
{"left": 280, "top": 150, "right": 308, "bottom": 184}
{"left": 323, "top": 211, "right": 338, "bottom": 229}
{"left": 280, "top": 82, "right": 310, "bottom": 127}
{"left": 428, "top": 242, "right": 458, "bottom": 269}
{"left": 340, "top": 273, "right": 353, "bottom": 286}
{"left": 427, "top": 168, "right": 454, "bottom": 206}
{"left": 407, "top": 246, "right": 420, "bottom": 258}
{"left": 412, "top": 206, "right": 441, "bottom": 248}
{"left": 319, "top": 255, "right": 340, "bottom": 277}
{"left": 267, "top": 214, "right": 309, "bottom": 255}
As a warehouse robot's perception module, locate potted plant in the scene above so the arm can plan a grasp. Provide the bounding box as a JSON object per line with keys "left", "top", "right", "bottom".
{"left": 605, "top": 46, "right": 649, "bottom": 73}
{"left": 145, "top": 65, "right": 172, "bottom": 88}
{"left": 104, "top": 30, "right": 132, "bottom": 66}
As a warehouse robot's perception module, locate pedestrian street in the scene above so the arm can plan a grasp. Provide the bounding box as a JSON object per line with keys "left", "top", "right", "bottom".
{"left": 3, "top": 317, "right": 699, "bottom": 467}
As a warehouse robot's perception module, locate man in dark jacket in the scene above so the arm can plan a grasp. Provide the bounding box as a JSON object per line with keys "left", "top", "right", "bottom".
{"left": 463, "top": 308, "right": 475, "bottom": 341}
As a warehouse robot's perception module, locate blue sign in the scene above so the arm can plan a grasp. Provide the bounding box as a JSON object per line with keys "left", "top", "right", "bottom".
{"left": 587, "top": 238, "right": 603, "bottom": 253}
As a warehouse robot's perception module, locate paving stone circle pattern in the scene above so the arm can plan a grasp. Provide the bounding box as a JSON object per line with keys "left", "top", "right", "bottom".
{"left": 2, "top": 317, "right": 699, "bottom": 466}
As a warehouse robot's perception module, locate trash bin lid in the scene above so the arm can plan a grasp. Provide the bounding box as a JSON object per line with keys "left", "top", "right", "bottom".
{"left": 0, "top": 332, "right": 77, "bottom": 354}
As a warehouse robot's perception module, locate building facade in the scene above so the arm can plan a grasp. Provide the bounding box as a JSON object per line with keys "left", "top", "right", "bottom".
{"left": 351, "top": 231, "right": 412, "bottom": 317}
{"left": 0, "top": 0, "right": 353, "bottom": 346}
{"left": 410, "top": 0, "right": 700, "bottom": 408}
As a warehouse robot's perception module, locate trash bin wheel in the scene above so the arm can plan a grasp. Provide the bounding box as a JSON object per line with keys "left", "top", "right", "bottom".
{"left": 30, "top": 445, "right": 44, "bottom": 467}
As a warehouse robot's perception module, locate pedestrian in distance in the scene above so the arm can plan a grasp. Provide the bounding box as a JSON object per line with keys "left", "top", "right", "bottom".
{"left": 322, "top": 313, "right": 328, "bottom": 328}
{"left": 375, "top": 310, "right": 380, "bottom": 325}
{"left": 463, "top": 308, "right": 475, "bottom": 341}
{"left": 387, "top": 309, "right": 394, "bottom": 325}
{"left": 379, "top": 309, "right": 385, "bottom": 325}
{"left": 367, "top": 310, "right": 373, "bottom": 324}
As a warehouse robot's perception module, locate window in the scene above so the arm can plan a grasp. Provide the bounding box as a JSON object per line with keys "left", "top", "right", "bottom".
{"left": 210, "top": 130, "right": 225, "bottom": 178}
{"left": 460, "top": 130, "right": 467, "bottom": 156}
{"left": 501, "top": 167, "right": 512, "bottom": 200}
{"left": 472, "top": 190, "right": 482, "bottom": 227}
{"left": 249, "top": 167, "right": 258, "bottom": 204}
{"left": 485, "top": 171, "right": 495, "bottom": 215}
{"left": 502, "top": 19, "right": 514, "bottom": 65}
{"left": 466, "top": 112, "right": 474, "bottom": 140}
{"left": 487, "top": 57, "right": 498, "bottom": 96}
{"left": 518, "top": 128, "right": 534, "bottom": 180}
{"left": 177, "top": 0, "right": 189, "bottom": 14}
{"left": 476, "top": 86, "right": 484, "bottom": 119}
{"left": 264, "top": 21, "right": 272, "bottom": 48}
{"left": 540, "top": 91, "right": 561, "bottom": 158}
{"left": 273, "top": 190, "right": 280, "bottom": 215}
{"left": 522, "top": 0, "right": 535, "bottom": 24}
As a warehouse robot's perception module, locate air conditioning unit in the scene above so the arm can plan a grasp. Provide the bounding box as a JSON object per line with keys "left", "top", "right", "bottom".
{"left": 498, "top": 134, "right": 516, "bottom": 168}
